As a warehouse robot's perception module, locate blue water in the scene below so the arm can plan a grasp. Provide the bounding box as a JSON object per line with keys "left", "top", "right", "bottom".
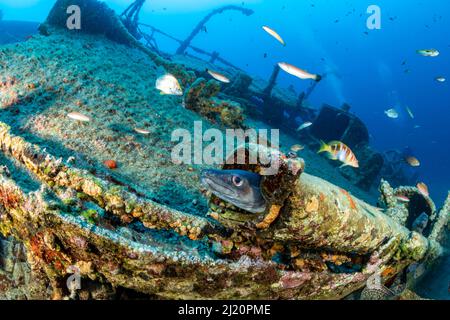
{"left": 0, "top": 0, "right": 448, "bottom": 299}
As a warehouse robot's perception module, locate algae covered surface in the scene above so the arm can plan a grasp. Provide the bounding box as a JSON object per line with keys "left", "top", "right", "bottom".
{"left": 0, "top": 29, "right": 215, "bottom": 216}
{"left": 0, "top": 28, "right": 378, "bottom": 219}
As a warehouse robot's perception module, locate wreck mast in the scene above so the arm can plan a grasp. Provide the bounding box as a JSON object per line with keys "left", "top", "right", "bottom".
{"left": 120, "top": 0, "right": 146, "bottom": 39}
{"left": 176, "top": 5, "right": 254, "bottom": 55}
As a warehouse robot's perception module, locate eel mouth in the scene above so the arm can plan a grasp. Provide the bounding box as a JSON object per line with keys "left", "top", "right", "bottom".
{"left": 201, "top": 172, "right": 239, "bottom": 202}
{"left": 201, "top": 169, "right": 266, "bottom": 214}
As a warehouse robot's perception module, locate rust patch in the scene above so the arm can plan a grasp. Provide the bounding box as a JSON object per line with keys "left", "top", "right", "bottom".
{"left": 0, "top": 186, "right": 21, "bottom": 209}
{"left": 340, "top": 189, "right": 357, "bottom": 210}
{"left": 381, "top": 266, "right": 396, "bottom": 278}
{"left": 319, "top": 192, "right": 326, "bottom": 202}
{"left": 29, "top": 232, "right": 68, "bottom": 272}
{"left": 256, "top": 204, "right": 282, "bottom": 229}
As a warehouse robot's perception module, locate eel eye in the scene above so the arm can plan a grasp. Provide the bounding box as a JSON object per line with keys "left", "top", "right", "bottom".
{"left": 232, "top": 175, "right": 243, "bottom": 187}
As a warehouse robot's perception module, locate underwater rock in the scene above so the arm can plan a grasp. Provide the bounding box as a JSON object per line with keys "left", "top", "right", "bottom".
{"left": 0, "top": 236, "right": 41, "bottom": 299}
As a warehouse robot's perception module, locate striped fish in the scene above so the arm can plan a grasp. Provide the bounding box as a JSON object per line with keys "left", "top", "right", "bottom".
{"left": 318, "top": 141, "right": 359, "bottom": 168}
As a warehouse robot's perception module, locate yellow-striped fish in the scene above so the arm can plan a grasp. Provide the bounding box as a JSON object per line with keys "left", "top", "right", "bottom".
{"left": 67, "top": 112, "right": 90, "bottom": 122}
{"left": 262, "top": 26, "right": 285, "bottom": 46}
{"left": 318, "top": 141, "right": 359, "bottom": 168}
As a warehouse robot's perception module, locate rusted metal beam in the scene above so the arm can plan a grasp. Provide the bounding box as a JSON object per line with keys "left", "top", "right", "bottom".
{"left": 176, "top": 5, "right": 254, "bottom": 55}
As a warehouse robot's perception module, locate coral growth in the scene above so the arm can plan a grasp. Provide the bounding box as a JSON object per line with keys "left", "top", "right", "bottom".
{"left": 0, "top": 77, "right": 19, "bottom": 108}
{"left": 184, "top": 78, "right": 244, "bottom": 128}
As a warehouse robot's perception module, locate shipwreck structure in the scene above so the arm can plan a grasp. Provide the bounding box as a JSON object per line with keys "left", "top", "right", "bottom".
{"left": 0, "top": 0, "right": 448, "bottom": 300}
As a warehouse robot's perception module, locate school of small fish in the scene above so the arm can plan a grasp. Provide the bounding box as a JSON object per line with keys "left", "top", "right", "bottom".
{"left": 386, "top": 46, "right": 444, "bottom": 204}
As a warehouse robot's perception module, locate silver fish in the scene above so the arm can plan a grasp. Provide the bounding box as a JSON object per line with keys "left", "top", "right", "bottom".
{"left": 155, "top": 74, "right": 183, "bottom": 96}
{"left": 296, "top": 121, "right": 313, "bottom": 131}
{"left": 278, "top": 62, "right": 321, "bottom": 81}
{"left": 207, "top": 69, "right": 231, "bottom": 83}
{"left": 67, "top": 112, "right": 90, "bottom": 122}
{"left": 262, "top": 26, "right": 286, "bottom": 46}
{"left": 385, "top": 108, "right": 399, "bottom": 119}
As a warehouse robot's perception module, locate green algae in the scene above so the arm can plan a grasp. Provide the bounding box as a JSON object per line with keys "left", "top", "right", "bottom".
{"left": 81, "top": 209, "right": 99, "bottom": 225}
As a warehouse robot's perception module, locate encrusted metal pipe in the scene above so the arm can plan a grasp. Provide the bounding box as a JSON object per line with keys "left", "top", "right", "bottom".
{"left": 0, "top": 123, "right": 215, "bottom": 240}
